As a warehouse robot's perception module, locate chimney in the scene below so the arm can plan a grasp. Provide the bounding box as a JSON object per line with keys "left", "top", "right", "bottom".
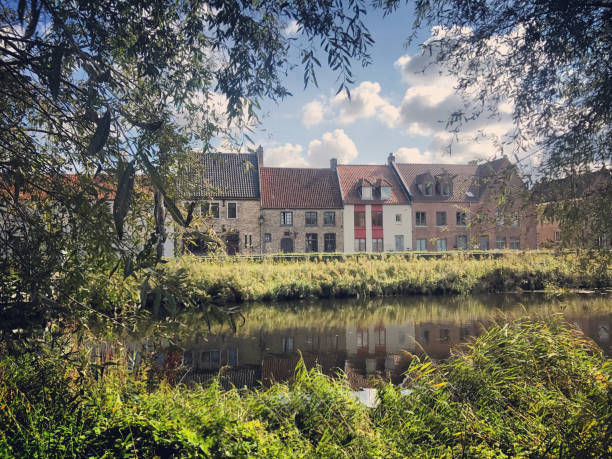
{"left": 330, "top": 158, "right": 337, "bottom": 170}
{"left": 387, "top": 152, "right": 396, "bottom": 165}
{"left": 256, "top": 145, "right": 264, "bottom": 166}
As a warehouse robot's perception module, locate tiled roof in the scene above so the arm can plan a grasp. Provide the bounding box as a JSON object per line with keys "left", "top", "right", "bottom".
{"left": 336, "top": 165, "right": 410, "bottom": 205}
{"left": 260, "top": 167, "right": 343, "bottom": 208}
{"left": 393, "top": 163, "right": 482, "bottom": 203}
{"left": 191, "top": 153, "right": 260, "bottom": 199}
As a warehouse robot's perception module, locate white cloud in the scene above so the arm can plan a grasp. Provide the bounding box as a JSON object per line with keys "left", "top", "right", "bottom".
{"left": 302, "top": 100, "right": 325, "bottom": 127}
{"left": 307, "top": 129, "right": 358, "bottom": 166}
{"left": 284, "top": 20, "right": 299, "bottom": 36}
{"left": 264, "top": 143, "right": 309, "bottom": 167}
{"left": 331, "top": 81, "right": 399, "bottom": 126}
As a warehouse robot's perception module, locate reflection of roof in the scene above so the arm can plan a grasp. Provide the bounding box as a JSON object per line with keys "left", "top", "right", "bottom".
{"left": 193, "top": 153, "right": 260, "bottom": 199}
{"left": 336, "top": 165, "right": 410, "bottom": 205}
{"left": 260, "top": 167, "right": 343, "bottom": 208}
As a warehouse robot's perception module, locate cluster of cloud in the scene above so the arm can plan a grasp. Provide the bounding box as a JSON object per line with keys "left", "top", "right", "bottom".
{"left": 296, "top": 27, "right": 521, "bottom": 165}
{"left": 264, "top": 129, "right": 358, "bottom": 167}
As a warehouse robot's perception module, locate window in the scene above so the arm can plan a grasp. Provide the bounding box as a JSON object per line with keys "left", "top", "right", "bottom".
{"left": 305, "top": 211, "right": 317, "bottom": 226}
{"left": 227, "top": 202, "right": 237, "bottom": 219}
{"left": 416, "top": 211, "right": 426, "bottom": 226}
{"left": 201, "top": 350, "right": 220, "bottom": 367}
{"left": 356, "top": 329, "right": 369, "bottom": 348}
{"left": 227, "top": 348, "right": 238, "bottom": 366}
{"left": 495, "top": 211, "right": 504, "bottom": 226}
{"left": 424, "top": 183, "right": 433, "bottom": 196}
{"left": 380, "top": 186, "right": 391, "bottom": 200}
{"left": 202, "top": 202, "right": 219, "bottom": 219}
{"left": 440, "top": 328, "right": 449, "bottom": 342}
{"left": 354, "top": 211, "right": 366, "bottom": 227}
{"left": 456, "top": 211, "right": 466, "bottom": 226}
{"left": 554, "top": 231, "right": 561, "bottom": 242}
{"left": 395, "top": 235, "right": 404, "bottom": 251}
{"left": 441, "top": 182, "right": 450, "bottom": 196}
{"left": 372, "top": 210, "right": 383, "bottom": 227}
{"left": 354, "top": 238, "right": 366, "bottom": 251}
{"left": 496, "top": 237, "right": 506, "bottom": 250}
{"left": 282, "top": 336, "right": 294, "bottom": 353}
{"left": 416, "top": 239, "right": 427, "bottom": 251}
{"left": 264, "top": 233, "right": 271, "bottom": 242}
{"left": 305, "top": 233, "right": 318, "bottom": 252}
{"left": 323, "top": 211, "right": 336, "bottom": 226}
{"left": 512, "top": 212, "right": 520, "bottom": 227}
{"left": 509, "top": 237, "right": 520, "bottom": 250}
{"left": 436, "top": 211, "right": 447, "bottom": 226}
{"left": 372, "top": 238, "right": 384, "bottom": 252}
{"left": 376, "top": 328, "right": 386, "bottom": 346}
{"left": 436, "top": 238, "right": 447, "bottom": 251}
{"left": 395, "top": 214, "right": 402, "bottom": 224}
{"left": 457, "top": 234, "right": 468, "bottom": 250}
{"left": 422, "top": 329, "right": 430, "bottom": 344}
{"left": 361, "top": 186, "right": 373, "bottom": 200}
{"left": 479, "top": 235, "right": 489, "bottom": 250}
{"left": 324, "top": 233, "right": 336, "bottom": 252}
{"left": 280, "top": 211, "right": 293, "bottom": 226}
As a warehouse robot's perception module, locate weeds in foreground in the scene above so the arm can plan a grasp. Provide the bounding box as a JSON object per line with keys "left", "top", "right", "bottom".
{"left": 1, "top": 317, "right": 610, "bottom": 457}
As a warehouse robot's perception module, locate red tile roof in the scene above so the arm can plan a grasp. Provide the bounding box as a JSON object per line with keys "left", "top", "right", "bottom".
{"left": 336, "top": 165, "right": 410, "bottom": 205}
{"left": 393, "top": 163, "right": 482, "bottom": 203}
{"left": 260, "top": 167, "right": 343, "bottom": 208}
{"left": 394, "top": 158, "right": 518, "bottom": 203}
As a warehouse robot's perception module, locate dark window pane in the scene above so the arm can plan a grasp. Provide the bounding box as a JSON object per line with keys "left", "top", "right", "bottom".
{"left": 436, "top": 212, "right": 447, "bottom": 226}
{"left": 372, "top": 211, "right": 383, "bottom": 227}
{"left": 324, "top": 233, "right": 336, "bottom": 252}
{"left": 324, "top": 211, "right": 336, "bottom": 226}
{"left": 354, "top": 211, "right": 366, "bottom": 227}
{"left": 305, "top": 211, "right": 317, "bottom": 226}
{"left": 227, "top": 202, "right": 237, "bottom": 219}
{"left": 306, "top": 233, "right": 318, "bottom": 252}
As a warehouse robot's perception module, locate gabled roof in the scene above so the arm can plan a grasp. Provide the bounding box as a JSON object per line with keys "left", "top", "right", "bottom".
{"left": 394, "top": 163, "right": 482, "bottom": 203}
{"left": 190, "top": 153, "right": 260, "bottom": 199}
{"left": 260, "top": 167, "right": 343, "bottom": 208}
{"left": 336, "top": 165, "right": 410, "bottom": 205}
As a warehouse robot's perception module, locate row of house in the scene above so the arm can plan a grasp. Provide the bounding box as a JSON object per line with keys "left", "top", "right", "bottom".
{"left": 176, "top": 148, "right": 539, "bottom": 255}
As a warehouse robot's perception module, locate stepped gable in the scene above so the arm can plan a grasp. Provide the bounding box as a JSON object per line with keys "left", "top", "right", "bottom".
{"left": 336, "top": 164, "right": 410, "bottom": 205}
{"left": 193, "top": 152, "right": 260, "bottom": 199}
{"left": 260, "top": 167, "right": 343, "bottom": 209}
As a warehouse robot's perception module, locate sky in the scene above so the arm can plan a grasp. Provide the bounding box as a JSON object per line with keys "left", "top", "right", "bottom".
{"left": 248, "top": 7, "right": 517, "bottom": 169}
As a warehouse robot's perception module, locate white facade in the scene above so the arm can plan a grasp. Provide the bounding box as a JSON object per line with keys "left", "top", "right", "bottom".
{"left": 383, "top": 205, "right": 413, "bottom": 251}
{"left": 343, "top": 203, "right": 412, "bottom": 252}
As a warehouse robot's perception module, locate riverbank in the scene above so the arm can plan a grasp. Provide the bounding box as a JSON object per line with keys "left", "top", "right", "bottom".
{"left": 1, "top": 317, "right": 609, "bottom": 457}
{"left": 162, "top": 252, "right": 610, "bottom": 305}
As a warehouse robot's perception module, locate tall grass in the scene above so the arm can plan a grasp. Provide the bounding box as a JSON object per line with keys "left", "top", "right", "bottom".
{"left": 164, "top": 252, "right": 610, "bottom": 305}
{"left": 1, "top": 317, "right": 609, "bottom": 457}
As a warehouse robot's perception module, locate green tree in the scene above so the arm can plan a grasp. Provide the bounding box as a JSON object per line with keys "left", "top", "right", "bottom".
{"left": 380, "top": 0, "right": 611, "bottom": 245}
{"left": 0, "top": 0, "right": 376, "bottom": 330}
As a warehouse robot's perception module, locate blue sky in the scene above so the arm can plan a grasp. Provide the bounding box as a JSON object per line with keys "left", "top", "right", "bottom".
{"left": 250, "top": 8, "right": 516, "bottom": 169}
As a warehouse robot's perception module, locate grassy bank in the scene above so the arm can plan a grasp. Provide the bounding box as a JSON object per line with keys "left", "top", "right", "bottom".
{"left": 1, "top": 318, "right": 610, "bottom": 457}
{"left": 162, "top": 252, "right": 610, "bottom": 305}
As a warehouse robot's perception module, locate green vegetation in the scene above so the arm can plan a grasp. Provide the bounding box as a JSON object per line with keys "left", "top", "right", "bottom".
{"left": 2, "top": 318, "right": 610, "bottom": 457}
{"left": 159, "top": 252, "right": 610, "bottom": 306}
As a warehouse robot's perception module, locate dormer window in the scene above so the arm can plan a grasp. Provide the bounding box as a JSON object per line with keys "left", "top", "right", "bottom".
{"left": 424, "top": 183, "right": 433, "bottom": 196}
{"left": 360, "top": 186, "right": 373, "bottom": 200}
{"left": 441, "top": 183, "right": 450, "bottom": 196}
{"left": 380, "top": 186, "right": 391, "bottom": 200}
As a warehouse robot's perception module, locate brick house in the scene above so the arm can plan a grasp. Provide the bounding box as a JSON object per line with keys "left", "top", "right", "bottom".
{"left": 259, "top": 165, "right": 344, "bottom": 253}
{"left": 392, "top": 156, "right": 537, "bottom": 251}
{"left": 189, "top": 151, "right": 263, "bottom": 255}
{"left": 337, "top": 156, "right": 413, "bottom": 252}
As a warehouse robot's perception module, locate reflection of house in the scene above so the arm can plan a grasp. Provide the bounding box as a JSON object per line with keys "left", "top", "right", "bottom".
{"left": 414, "top": 322, "right": 482, "bottom": 360}
{"left": 337, "top": 154, "right": 413, "bottom": 252}
{"left": 392, "top": 157, "right": 537, "bottom": 251}
{"left": 259, "top": 164, "right": 344, "bottom": 253}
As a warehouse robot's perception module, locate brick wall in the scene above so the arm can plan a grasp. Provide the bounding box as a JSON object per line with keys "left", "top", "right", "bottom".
{"left": 261, "top": 208, "right": 344, "bottom": 253}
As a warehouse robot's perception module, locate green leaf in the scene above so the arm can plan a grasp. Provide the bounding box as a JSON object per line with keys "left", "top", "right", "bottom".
{"left": 112, "top": 160, "right": 135, "bottom": 240}
{"left": 49, "top": 45, "right": 64, "bottom": 99}
{"left": 87, "top": 110, "right": 111, "bottom": 155}
{"left": 140, "top": 155, "right": 188, "bottom": 227}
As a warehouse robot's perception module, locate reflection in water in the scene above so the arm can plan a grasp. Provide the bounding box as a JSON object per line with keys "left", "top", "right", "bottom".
{"left": 88, "top": 293, "right": 612, "bottom": 389}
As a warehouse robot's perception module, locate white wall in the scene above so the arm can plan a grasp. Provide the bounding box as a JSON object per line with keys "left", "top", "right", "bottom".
{"left": 383, "top": 205, "right": 412, "bottom": 251}
{"left": 343, "top": 204, "right": 354, "bottom": 253}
